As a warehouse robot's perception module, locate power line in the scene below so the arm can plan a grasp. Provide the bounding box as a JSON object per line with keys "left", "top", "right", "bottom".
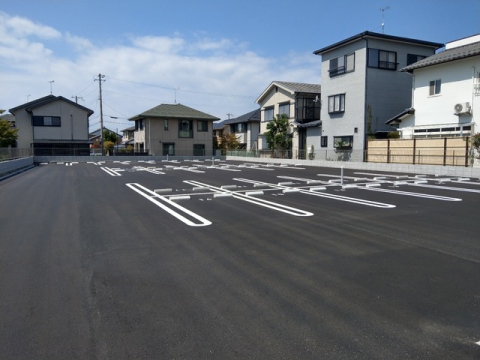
{"left": 107, "top": 76, "right": 255, "bottom": 99}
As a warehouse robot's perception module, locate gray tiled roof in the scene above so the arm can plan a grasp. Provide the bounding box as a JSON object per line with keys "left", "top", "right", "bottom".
{"left": 129, "top": 103, "right": 220, "bottom": 121}
{"left": 223, "top": 109, "right": 261, "bottom": 125}
{"left": 273, "top": 81, "right": 321, "bottom": 94}
{"left": 9, "top": 95, "right": 94, "bottom": 116}
{"left": 213, "top": 120, "right": 226, "bottom": 130}
{"left": 313, "top": 31, "right": 443, "bottom": 55}
{"left": 401, "top": 41, "right": 480, "bottom": 72}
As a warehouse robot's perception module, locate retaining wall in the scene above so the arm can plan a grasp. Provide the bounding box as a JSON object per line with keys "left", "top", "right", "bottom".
{"left": 0, "top": 157, "right": 34, "bottom": 179}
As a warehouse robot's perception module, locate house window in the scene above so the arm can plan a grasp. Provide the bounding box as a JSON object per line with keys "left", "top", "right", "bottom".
{"left": 328, "top": 94, "right": 345, "bottom": 113}
{"left": 164, "top": 120, "right": 169, "bottom": 131}
{"left": 321, "top": 136, "right": 328, "bottom": 148}
{"left": 407, "top": 54, "right": 426, "bottom": 66}
{"left": 32, "top": 116, "right": 61, "bottom": 127}
{"left": 329, "top": 53, "right": 355, "bottom": 77}
{"left": 135, "top": 119, "right": 144, "bottom": 131}
{"left": 279, "top": 102, "right": 290, "bottom": 117}
{"left": 429, "top": 79, "right": 441, "bottom": 96}
{"left": 264, "top": 107, "right": 274, "bottom": 121}
{"left": 163, "top": 143, "right": 175, "bottom": 156}
{"left": 197, "top": 120, "right": 208, "bottom": 132}
{"left": 333, "top": 136, "right": 353, "bottom": 149}
{"left": 230, "top": 123, "right": 245, "bottom": 133}
{"left": 179, "top": 120, "right": 193, "bottom": 138}
{"left": 368, "top": 49, "right": 397, "bottom": 70}
{"left": 193, "top": 144, "right": 205, "bottom": 156}
{"left": 296, "top": 96, "right": 320, "bottom": 121}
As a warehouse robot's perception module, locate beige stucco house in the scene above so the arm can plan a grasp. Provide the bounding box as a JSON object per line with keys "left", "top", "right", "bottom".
{"left": 9, "top": 95, "right": 93, "bottom": 155}
{"left": 129, "top": 103, "right": 220, "bottom": 156}
{"left": 255, "top": 81, "right": 321, "bottom": 158}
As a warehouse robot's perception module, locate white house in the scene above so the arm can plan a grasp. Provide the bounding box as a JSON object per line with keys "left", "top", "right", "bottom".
{"left": 255, "top": 81, "right": 321, "bottom": 158}
{"left": 386, "top": 34, "right": 480, "bottom": 142}
{"left": 222, "top": 109, "right": 261, "bottom": 151}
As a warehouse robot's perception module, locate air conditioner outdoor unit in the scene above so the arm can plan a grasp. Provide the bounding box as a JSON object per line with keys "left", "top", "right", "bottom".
{"left": 454, "top": 102, "right": 471, "bottom": 115}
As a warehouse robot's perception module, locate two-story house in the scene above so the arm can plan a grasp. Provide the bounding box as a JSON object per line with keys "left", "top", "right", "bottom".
{"left": 121, "top": 126, "right": 136, "bottom": 148}
{"left": 9, "top": 95, "right": 93, "bottom": 155}
{"left": 313, "top": 31, "right": 443, "bottom": 158}
{"left": 223, "top": 109, "right": 261, "bottom": 151}
{"left": 386, "top": 34, "right": 479, "bottom": 141}
{"left": 129, "top": 103, "right": 220, "bottom": 156}
{"left": 255, "top": 81, "right": 321, "bottom": 157}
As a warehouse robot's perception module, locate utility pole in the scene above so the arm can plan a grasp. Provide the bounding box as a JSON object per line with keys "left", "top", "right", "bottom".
{"left": 95, "top": 74, "right": 106, "bottom": 156}
{"left": 71, "top": 96, "right": 84, "bottom": 103}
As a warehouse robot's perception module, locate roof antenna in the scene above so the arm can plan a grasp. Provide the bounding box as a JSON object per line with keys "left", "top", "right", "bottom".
{"left": 380, "top": 6, "right": 390, "bottom": 34}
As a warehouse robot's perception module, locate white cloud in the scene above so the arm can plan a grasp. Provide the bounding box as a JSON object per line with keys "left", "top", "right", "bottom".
{"left": 65, "top": 32, "right": 94, "bottom": 52}
{"left": 0, "top": 11, "right": 61, "bottom": 40}
{"left": 0, "top": 11, "right": 320, "bottom": 128}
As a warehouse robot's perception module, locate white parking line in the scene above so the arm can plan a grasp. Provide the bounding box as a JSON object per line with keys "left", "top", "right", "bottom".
{"left": 359, "top": 186, "right": 462, "bottom": 201}
{"left": 101, "top": 167, "right": 122, "bottom": 176}
{"left": 233, "top": 178, "right": 395, "bottom": 209}
{"left": 409, "top": 183, "right": 480, "bottom": 194}
{"left": 184, "top": 180, "right": 314, "bottom": 217}
{"left": 127, "top": 183, "right": 211, "bottom": 227}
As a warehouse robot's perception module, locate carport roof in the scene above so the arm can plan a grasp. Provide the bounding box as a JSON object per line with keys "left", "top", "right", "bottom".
{"left": 129, "top": 103, "right": 220, "bottom": 121}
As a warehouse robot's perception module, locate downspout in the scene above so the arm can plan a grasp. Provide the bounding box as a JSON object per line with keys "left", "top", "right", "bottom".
{"left": 363, "top": 36, "right": 369, "bottom": 161}
{"left": 149, "top": 118, "right": 152, "bottom": 155}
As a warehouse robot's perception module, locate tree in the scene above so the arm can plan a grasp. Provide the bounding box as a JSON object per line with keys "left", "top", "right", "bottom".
{"left": 0, "top": 119, "right": 18, "bottom": 147}
{"left": 103, "top": 129, "right": 117, "bottom": 144}
{"left": 264, "top": 114, "right": 291, "bottom": 157}
{"left": 217, "top": 132, "right": 241, "bottom": 154}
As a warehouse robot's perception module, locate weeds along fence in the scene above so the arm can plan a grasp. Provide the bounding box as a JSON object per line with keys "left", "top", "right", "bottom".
{"left": 366, "top": 137, "right": 471, "bottom": 167}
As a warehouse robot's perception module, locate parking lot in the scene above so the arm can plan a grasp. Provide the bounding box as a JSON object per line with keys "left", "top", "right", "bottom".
{"left": 1, "top": 159, "right": 479, "bottom": 359}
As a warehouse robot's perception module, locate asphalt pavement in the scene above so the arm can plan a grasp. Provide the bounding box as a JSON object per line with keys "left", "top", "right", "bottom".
{"left": 1, "top": 160, "right": 479, "bottom": 359}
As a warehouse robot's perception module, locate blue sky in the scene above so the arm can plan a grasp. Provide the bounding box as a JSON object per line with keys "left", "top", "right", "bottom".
{"left": 1, "top": 0, "right": 479, "bottom": 132}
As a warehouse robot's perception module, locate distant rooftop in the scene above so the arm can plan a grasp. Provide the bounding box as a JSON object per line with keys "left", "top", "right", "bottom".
{"left": 129, "top": 103, "right": 220, "bottom": 121}
{"left": 313, "top": 31, "right": 443, "bottom": 55}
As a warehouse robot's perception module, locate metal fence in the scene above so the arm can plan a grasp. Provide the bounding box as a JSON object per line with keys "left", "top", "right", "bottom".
{"left": 0, "top": 148, "right": 33, "bottom": 162}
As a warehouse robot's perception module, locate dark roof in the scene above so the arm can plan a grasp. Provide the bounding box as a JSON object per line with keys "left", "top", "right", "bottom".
{"left": 273, "top": 81, "right": 321, "bottom": 94}
{"left": 9, "top": 95, "right": 94, "bottom": 116}
{"left": 0, "top": 113, "right": 15, "bottom": 122}
{"left": 385, "top": 108, "right": 415, "bottom": 125}
{"left": 223, "top": 109, "right": 261, "bottom": 125}
{"left": 292, "top": 120, "right": 322, "bottom": 129}
{"left": 256, "top": 81, "right": 321, "bottom": 103}
{"left": 121, "top": 126, "right": 136, "bottom": 132}
{"left": 313, "top": 31, "right": 443, "bottom": 55}
{"left": 129, "top": 103, "right": 220, "bottom": 121}
{"left": 213, "top": 120, "right": 226, "bottom": 130}
{"left": 401, "top": 41, "right": 480, "bottom": 72}
{"left": 89, "top": 128, "right": 121, "bottom": 138}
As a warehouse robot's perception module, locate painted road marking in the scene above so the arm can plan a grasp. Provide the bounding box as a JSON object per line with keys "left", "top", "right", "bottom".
{"left": 409, "top": 183, "right": 480, "bottom": 194}
{"left": 184, "top": 180, "right": 313, "bottom": 217}
{"left": 127, "top": 183, "right": 211, "bottom": 227}
{"left": 101, "top": 167, "right": 122, "bottom": 176}
{"left": 359, "top": 186, "right": 462, "bottom": 201}
{"left": 234, "top": 178, "right": 395, "bottom": 209}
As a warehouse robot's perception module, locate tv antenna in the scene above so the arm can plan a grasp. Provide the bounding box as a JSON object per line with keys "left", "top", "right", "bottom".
{"left": 48, "top": 80, "right": 55, "bottom": 94}
{"left": 380, "top": 6, "right": 390, "bottom": 34}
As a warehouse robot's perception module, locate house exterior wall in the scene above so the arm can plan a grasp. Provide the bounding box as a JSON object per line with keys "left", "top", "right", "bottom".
{"left": 247, "top": 122, "right": 260, "bottom": 150}
{"left": 14, "top": 100, "right": 89, "bottom": 148}
{"left": 320, "top": 40, "right": 367, "bottom": 153}
{"left": 399, "top": 56, "right": 479, "bottom": 139}
{"left": 258, "top": 87, "right": 297, "bottom": 152}
{"left": 320, "top": 37, "right": 438, "bottom": 152}
{"left": 135, "top": 118, "right": 213, "bottom": 156}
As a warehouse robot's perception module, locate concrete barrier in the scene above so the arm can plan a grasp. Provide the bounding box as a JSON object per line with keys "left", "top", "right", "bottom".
{"left": 0, "top": 157, "right": 34, "bottom": 179}
{"left": 226, "top": 156, "right": 480, "bottom": 178}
